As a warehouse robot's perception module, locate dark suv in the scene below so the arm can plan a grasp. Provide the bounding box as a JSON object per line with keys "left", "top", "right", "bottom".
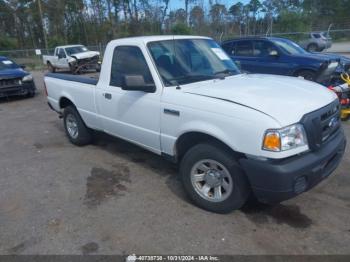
{"left": 221, "top": 37, "right": 345, "bottom": 82}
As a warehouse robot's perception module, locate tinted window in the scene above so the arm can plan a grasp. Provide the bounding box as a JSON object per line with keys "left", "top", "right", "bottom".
{"left": 235, "top": 41, "right": 253, "bottom": 56}
{"left": 272, "top": 39, "right": 308, "bottom": 55}
{"left": 253, "top": 41, "right": 277, "bottom": 56}
{"left": 110, "top": 46, "right": 154, "bottom": 87}
{"left": 58, "top": 48, "right": 66, "bottom": 57}
{"left": 0, "top": 59, "right": 20, "bottom": 70}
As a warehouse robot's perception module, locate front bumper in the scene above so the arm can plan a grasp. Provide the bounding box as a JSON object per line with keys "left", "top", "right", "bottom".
{"left": 0, "top": 81, "right": 36, "bottom": 98}
{"left": 239, "top": 129, "right": 346, "bottom": 204}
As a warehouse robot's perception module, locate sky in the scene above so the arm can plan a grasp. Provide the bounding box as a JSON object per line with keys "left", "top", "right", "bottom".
{"left": 168, "top": 0, "right": 250, "bottom": 11}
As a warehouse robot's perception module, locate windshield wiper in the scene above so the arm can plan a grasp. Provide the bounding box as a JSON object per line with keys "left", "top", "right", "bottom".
{"left": 168, "top": 74, "right": 217, "bottom": 85}
{"left": 214, "top": 69, "right": 237, "bottom": 77}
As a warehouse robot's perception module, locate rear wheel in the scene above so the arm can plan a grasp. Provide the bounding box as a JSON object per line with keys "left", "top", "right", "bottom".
{"left": 180, "top": 143, "right": 250, "bottom": 213}
{"left": 63, "top": 106, "right": 92, "bottom": 146}
{"left": 47, "top": 62, "right": 55, "bottom": 73}
{"left": 307, "top": 43, "right": 318, "bottom": 52}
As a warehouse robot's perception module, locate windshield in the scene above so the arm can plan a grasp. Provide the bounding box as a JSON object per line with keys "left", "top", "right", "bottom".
{"left": 65, "top": 46, "right": 89, "bottom": 56}
{"left": 0, "top": 59, "right": 20, "bottom": 70}
{"left": 272, "top": 39, "right": 308, "bottom": 55}
{"left": 148, "top": 39, "right": 240, "bottom": 86}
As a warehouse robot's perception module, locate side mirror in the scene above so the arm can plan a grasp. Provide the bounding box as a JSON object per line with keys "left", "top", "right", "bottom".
{"left": 58, "top": 54, "right": 65, "bottom": 59}
{"left": 123, "top": 75, "right": 156, "bottom": 93}
{"left": 20, "top": 64, "right": 26, "bottom": 69}
{"left": 269, "top": 50, "right": 279, "bottom": 57}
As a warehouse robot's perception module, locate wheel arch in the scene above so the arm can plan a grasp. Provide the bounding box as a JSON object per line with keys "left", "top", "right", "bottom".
{"left": 174, "top": 131, "right": 243, "bottom": 163}
{"left": 59, "top": 96, "right": 76, "bottom": 110}
{"left": 292, "top": 67, "right": 317, "bottom": 77}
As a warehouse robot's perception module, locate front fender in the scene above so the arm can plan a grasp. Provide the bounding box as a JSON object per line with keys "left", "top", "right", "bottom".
{"left": 176, "top": 121, "right": 238, "bottom": 153}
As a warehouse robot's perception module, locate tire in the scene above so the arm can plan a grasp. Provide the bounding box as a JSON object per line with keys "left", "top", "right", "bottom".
{"left": 47, "top": 62, "right": 55, "bottom": 73}
{"left": 63, "top": 106, "right": 92, "bottom": 146}
{"left": 295, "top": 70, "right": 316, "bottom": 81}
{"left": 307, "top": 43, "right": 318, "bottom": 52}
{"left": 69, "top": 63, "right": 78, "bottom": 74}
{"left": 26, "top": 90, "right": 35, "bottom": 98}
{"left": 180, "top": 143, "right": 250, "bottom": 213}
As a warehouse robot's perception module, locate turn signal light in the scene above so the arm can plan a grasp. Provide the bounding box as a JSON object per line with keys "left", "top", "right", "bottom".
{"left": 263, "top": 132, "right": 281, "bottom": 152}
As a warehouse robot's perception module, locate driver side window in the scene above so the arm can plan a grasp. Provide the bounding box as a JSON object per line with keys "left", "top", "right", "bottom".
{"left": 110, "top": 46, "right": 154, "bottom": 87}
{"left": 253, "top": 41, "right": 277, "bottom": 57}
{"left": 58, "top": 48, "right": 66, "bottom": 58}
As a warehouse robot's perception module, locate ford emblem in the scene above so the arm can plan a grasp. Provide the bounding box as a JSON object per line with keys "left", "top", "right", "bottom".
{"left": 329, "top": 117, "right": 338, "bottom": 129}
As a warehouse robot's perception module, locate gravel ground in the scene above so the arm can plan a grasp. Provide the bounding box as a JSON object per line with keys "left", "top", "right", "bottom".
{"left": 0, "top": 70, "right": 349, "bottom": 255}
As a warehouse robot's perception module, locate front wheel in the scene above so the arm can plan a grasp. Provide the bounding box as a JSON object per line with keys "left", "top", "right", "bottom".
{"left": 295, "top": 70, "right": 316, "bottom": 81}
{"left": 180, "top": 143, "right": 250, "bottom": 213}
{"left": 63, "top": 106, "right": 92, "bottom": 146}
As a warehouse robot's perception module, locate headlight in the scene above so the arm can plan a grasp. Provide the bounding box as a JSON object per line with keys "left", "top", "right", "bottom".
{"left": 22, "top": 74, "right": 33, "bottom": 82}
{"left": 263, "top": 124, "right": 308, "bottom": 152}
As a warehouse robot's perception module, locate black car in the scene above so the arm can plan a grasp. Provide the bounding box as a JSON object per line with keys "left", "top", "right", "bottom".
{"left": 221, "top": 37, "right": 349, "bottom": 84}
{"left": 0, "top": 56, "right": 36, "bottom": 98}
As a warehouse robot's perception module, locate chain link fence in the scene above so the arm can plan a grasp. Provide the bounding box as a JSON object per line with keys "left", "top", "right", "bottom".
{"left": 0, "top": 44, "right": 106, "bottom": 70}
{"left": 1, "top": 29, "right": 349, "bottom": 70}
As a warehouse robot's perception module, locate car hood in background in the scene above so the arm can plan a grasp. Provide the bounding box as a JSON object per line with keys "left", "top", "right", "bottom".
{"left": 292, "top": 52, "right": 340, "bottom": 63}
{"left": 321, "top": 52, "right": 350, "bottom": 67}
{"left": 182, "top": 74, "right": 337, "bottom": 126}
{"left": 70, "top": 51, "right": 100, "bottom": 60}
{"left": 0, "top": 68, "right": 28, "bottom": 79}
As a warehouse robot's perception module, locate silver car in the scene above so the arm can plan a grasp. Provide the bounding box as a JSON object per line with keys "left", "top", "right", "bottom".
{"left": 300, "top": 32, "right": 332, "bottom": 52}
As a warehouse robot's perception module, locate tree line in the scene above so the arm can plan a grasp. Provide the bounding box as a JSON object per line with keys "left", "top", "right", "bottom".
{"left": 1, "top": 0, "right": 350, "bottom": 50}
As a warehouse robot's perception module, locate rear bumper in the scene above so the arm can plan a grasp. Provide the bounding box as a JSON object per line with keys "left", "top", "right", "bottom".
{"left": 239, "top": 129, "right": 346, "bottom": 204}
{"left": 0, "top": 81, "right": 36, "bottom": 98}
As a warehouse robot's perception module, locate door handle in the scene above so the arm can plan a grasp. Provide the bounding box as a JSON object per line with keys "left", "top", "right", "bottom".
{"left": 103, "top": 93, "right": 112, "bottom": 100}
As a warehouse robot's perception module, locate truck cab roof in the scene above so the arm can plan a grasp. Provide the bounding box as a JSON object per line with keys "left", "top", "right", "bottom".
{"left": 108, "top": 35, "right": 211, "bottom": 45}
{"left": 56, "top": 45, "right": 84, "bottom": 49}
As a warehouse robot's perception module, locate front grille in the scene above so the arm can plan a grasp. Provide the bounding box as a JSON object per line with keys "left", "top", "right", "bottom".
{"left": 320, "top": 104, "right": 341, "bottom": 142}
{"left": 301, "top": 100, "right": 341, "bottom": 151}
{"left": 77, "top": 55, "right": 99, "bottom": 65}
{"left": 0, "top": 78, "right": 22, "bottom": 88}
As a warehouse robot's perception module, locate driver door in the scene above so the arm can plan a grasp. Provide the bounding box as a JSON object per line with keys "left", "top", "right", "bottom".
{"left": 250, "top": 40, "right": 291, "bottom": 75}
{"left": 57, "top": 48, "right": 68, "bottom": 69}
{"left": 96, "top": 45, "right": 162, "bottom": 153}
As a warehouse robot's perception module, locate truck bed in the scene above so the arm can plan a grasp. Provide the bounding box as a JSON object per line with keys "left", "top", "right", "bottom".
{"left": 46, "top": 73, "right": 98, "bottom": 85}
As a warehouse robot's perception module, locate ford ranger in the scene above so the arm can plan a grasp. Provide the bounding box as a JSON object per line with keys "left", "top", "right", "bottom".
{"left": 45, "top": 36, "right": 346, "bottom": 213}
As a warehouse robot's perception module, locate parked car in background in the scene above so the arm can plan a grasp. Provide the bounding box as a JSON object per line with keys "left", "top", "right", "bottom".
{"left": 221, "top": 37, "right": 340, "bottom": 82}
{"left": 42, "top": 45, "right": 101, "bottom": 74}
{"left": 45, "top": 35, "right": 346, "bottom": 213}
{"left": 300, "top": 32, "right": 332, "bottom": 52}
{"left": 0, "top": 56, "right": 36, "bottom": 98}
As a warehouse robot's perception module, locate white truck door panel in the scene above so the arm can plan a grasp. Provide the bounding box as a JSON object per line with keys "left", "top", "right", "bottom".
{"left": 57, "top": 48, "right": 68, "bottom": 69}
{"left": 96, "top": 45, "right": 161, "bottom": 153}
{"left": 96, "top": 88, "right": 161, "bottom": 153}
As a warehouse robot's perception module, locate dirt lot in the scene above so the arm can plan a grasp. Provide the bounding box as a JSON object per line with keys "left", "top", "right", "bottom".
{"left": 0, "top": 70, "right": 350, "bottom": 255}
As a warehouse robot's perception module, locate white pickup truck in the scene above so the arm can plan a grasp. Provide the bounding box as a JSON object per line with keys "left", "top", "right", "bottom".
{"left": 43, "top": 45, "right": 100, "bottom": 73}
{"left": 45, "top": 35, "right": 346, "bottom": 213}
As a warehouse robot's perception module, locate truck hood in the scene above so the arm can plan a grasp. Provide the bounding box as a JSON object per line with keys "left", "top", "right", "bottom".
{"left": 0, "top": 68, "right": 28, "bottom": 79}
{"left": 70, "top": 51, "right": 99, "bottom": 60}
{"left": 182, "top": 74, "right": 337, "bottom": 126}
